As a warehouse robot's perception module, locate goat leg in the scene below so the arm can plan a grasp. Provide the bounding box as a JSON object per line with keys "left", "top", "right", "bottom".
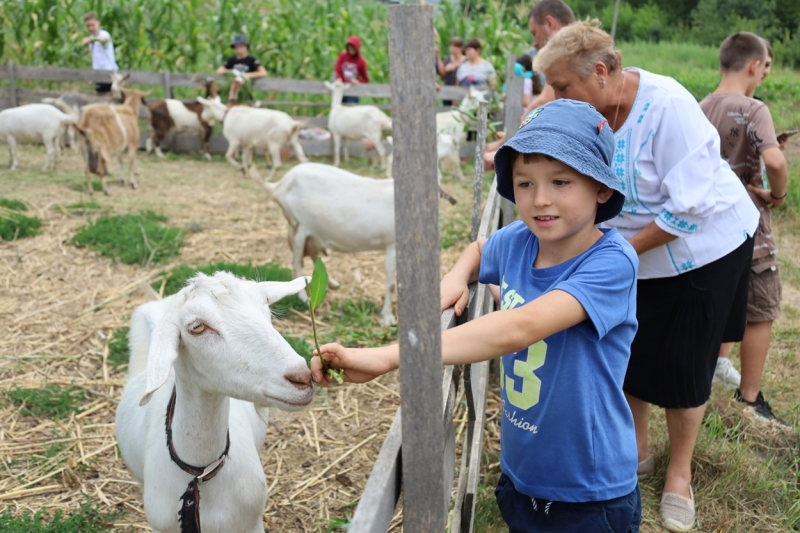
{"left": 438, "top": 185, "right": 458, "bottom": 206}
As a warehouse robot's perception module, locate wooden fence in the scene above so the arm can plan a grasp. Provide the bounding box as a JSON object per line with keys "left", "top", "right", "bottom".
{"left": 0, "top": 60, "right": 478, "bottom": 159}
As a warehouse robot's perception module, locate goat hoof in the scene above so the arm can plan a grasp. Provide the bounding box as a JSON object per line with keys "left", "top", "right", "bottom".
{"left": 381, "top": 315, "right": 397, "bottom": 327}
{"left": 103, "top": 189, "right": 111, "bottom": 196}
{"left": 130, "top": 183, "right": 138, "bottom": 190}
{"left": 203, "top": 153, "right": 212, "bottom": 161}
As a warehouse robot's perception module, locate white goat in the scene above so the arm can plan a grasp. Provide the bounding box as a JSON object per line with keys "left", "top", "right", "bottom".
{"left": 0, "top": 104, "right": 76, "bottom": 171}
{"left": 115, "top": 271, "right": 313, "bottom": 533}
{"left": 196, "top": 96, "right": 308, "bottom": 181}
{"left": 436, "top": 87, "right": 486, "bottom": 180}
{"left": 324, "top": 80, "right": 392, "bottom": 177}
{"left": 261, "top": 162, "right": 397, "bottom": 326}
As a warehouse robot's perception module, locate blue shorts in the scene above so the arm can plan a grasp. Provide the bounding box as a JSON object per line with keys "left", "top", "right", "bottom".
{"left": 495, "top": 473, "right": 641, "bottom": 533}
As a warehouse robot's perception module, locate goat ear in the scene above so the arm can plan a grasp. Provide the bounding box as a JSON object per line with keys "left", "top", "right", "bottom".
{"left": 197, "top": 96, "right": 209, "bottom": 106}
{"left": 260, "top": 276, "right": 310, "bottom": 306}
{"left": 139, "top": 306, "right": 182, "bottom": 406}
{"left": 323, "top": 81, "right": 334, "bottom": 91}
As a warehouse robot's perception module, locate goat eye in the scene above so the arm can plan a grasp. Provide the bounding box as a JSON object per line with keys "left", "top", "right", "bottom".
{"left": 189, "top": 323, "right": 206, "bottom": 334}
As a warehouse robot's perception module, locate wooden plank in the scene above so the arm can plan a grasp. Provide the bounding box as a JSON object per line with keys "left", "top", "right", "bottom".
{"left": 163, "top": 69, "right": 173, "bottom": 99}
{"left": 389, "top": 5, "right": 446, "bottom": 532}
{"left": 500, "top": 75, "right": 524, "bottom": 227}
{"left": 348, "top": 411, "right": 403, "bottom": 533}
{"left": 471, "top": 101, "right": 488, "bottom": 241}
{"left": 7, "top": 62, "right": 17, "bottom": 107}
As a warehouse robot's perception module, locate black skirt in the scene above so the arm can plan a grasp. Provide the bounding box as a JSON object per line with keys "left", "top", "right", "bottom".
{"left": 624, "top": 236, "right": 754, "bottom": 409}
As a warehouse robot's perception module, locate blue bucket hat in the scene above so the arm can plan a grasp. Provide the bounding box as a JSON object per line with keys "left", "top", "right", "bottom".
{"left": 231, "top": 34, "right": 249, "bottom": 48}
{"left": 494, "top": 99, "right": 625, "bottom": 224}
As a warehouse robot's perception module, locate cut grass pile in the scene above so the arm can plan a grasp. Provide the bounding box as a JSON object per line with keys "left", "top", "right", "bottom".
{"left": 153, "top": 261, "right": 307, "bottom": 316}
{"left": 0, "top": 501, "right": 119, "bottom": 533}
{"left": 71, "top": 210, "right": 184, "bottom": 266}
{"left": 0, "top": 197, "right": 41, "bottom": 241}
{"left": 4, "top": 385, "right": 87, "bottom": 420}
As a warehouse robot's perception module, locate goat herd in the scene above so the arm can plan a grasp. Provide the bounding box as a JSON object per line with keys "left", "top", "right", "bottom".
{"left": 0, "top": 72, "right": 489, "bottom": 532}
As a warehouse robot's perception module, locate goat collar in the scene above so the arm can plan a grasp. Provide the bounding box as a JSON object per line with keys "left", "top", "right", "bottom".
{"left": 165, "top": 385, "right": 230, "bottom": 533}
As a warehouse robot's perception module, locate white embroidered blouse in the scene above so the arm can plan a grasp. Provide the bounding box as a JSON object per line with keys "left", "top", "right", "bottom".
{"left": 603, "top": 68, "right": 759, "bottom": 279}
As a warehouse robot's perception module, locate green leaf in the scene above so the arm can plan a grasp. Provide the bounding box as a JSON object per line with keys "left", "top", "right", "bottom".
{"left": 307, "top": 257, "right": 328, "bottom": 311}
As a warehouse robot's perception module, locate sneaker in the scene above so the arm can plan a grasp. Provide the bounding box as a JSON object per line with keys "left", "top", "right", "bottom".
{"left": 734, "top": 389, "right": 793, "bottom": 430}
{"left": 713, "top": 358, "right": 741, "bottom": 389}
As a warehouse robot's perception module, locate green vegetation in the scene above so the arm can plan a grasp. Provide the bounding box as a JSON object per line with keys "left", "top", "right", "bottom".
{"left": 0, "top": 501, "right": 119, "bottom": 533}
{"left": 71, "top": 210, "right": 184, "bottom": 266}
{"left": 322, "top": 300, "right": 397, "bottom": 347}
{"left": 4, "top": 385, "right": 87, "bottom": 420}
{"left": 62, "top": 201, "right": 111, "bottom": 216}
{"left": 0, "top": 197, "right": 42, "bottom": 241}
{"left": 107, "top": 327, "right": 130, "bottom": 369}
{"left": 154, "top": 261, "right": 306, "bottom": 315}
{"left": 285, "top": 335, "right": 313, "bottom": 364}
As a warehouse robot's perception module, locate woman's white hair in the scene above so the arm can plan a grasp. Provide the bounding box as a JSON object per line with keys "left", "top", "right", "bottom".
{"left": 533, "top": 19, "right": 621, "bottom": 79}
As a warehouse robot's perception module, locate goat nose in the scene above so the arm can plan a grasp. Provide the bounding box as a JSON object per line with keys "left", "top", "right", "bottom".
{"left": 285, "top": 370, "right": 312, "bottom": 389}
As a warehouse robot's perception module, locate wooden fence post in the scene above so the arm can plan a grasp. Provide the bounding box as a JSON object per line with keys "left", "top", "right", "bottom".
{"left": 388, "top": 5, "right": 445, "bottom": 532}
{"left": 472, "top": 102, "right": 488, "bottom": 242}
{"left": 7, "top": 61, "right": 17, "bottom": 107}
{"left": 163, "top": 69, "right": 173, "bottom": 98}
{"left": 500, "top": 54, "right": 524, "bottom": 227}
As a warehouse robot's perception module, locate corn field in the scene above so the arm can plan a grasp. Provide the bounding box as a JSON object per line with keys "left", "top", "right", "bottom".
{"left": 0, "top": 0, "right": 531, "bottom": 82}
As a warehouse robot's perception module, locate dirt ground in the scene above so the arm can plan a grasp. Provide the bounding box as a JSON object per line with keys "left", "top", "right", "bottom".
{"left": 0, "top": 144, "right": 474, "bottom": 531}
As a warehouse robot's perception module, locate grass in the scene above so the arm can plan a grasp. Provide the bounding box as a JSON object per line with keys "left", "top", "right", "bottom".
{"left": 0, "top": 501, "right": 119, "bottom": 533}
{"left": 107, "top": 327, "right": 130, "bottom": 370}
{"left": 285, "top": 335, "right": 314, "bottom": 364}
{"left": 0, "top": 197, "right": 41, "bottom": 241}
{"left": 71, "top": 210, "right": 184, "bottom": 266}
{"left": 61, "top": 201, "right": 111, "bottom": 216}
{"left": 4, "top": 385, "right": 88, "bottom": 420}
{"left": 153, "top": 261, "right": 306, "bottom": 316}
{"left": 321, "top": 300, "right": 397, "bottom": 347}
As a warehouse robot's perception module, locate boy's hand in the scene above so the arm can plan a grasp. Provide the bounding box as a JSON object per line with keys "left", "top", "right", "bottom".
{"left": 747, "top": 184, "right": 785, "bottom": 209}
{"left": 82, "top": 36, "right": 93, "bottom": 45}
{"left": 311, "top": 343, "right": 394, "bottom": 386}
{"left": 440, "top": 273, "right": 470, "bottom": 316}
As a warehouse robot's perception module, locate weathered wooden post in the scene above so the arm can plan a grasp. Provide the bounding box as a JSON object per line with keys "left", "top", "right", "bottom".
{"left": 388, "top": 4, "right": 445, "bottom": 532}
{"left": 7, "top": 61, "right": 17, "bottom": 107}
{"left": 500, "top": 54, "right": 524, "bottom": 227}
{"left": 163, "top": 69, "right": 173, "bottom": 98}
{"left": 472, "top": 102, "right": 488, "bottom": 241}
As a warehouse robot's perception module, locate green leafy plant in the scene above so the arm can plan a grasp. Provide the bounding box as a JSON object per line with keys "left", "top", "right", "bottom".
{"left": 71, "top": 210, "right": 184, "bottom": 266}
{"left": 4, "top": 385, "right": 87, "bottom": 420}
{"left": 306, "top": 258, "right": 343, "bottom": 384}
{"left": 107, "top": 327, "right": 130, "bottom": 369}
{"left": 0, "top": 198, "right": 41, "bottom": 241}
{"left": 0, "top": 501, "right": 119, "bottom": 533}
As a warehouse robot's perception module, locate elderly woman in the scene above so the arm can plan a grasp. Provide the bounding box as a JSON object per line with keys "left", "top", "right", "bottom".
{"left": 533, "top": 20, "right": 759, "bottom": 532}
{"left": 456, "top": 38, "right": 497, "bottom": 91}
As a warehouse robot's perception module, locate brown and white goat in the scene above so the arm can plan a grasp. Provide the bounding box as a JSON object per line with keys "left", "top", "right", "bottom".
{"left": 145, "top": 80, "right": 219, "bottom": 160}
{"left": 75, "top": 89, "right": 148, "bottom": 195}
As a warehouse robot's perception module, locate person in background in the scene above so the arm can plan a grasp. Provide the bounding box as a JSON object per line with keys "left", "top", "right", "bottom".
{"left": 522, "top": 0, "right": 575, "bottom": 117}
{"left": 456, "top": 39, "right": 497, "bottom": 92}
{"left": 334, "top": 35, "right": 369, "bottom": 104}
{"left": 439, "top": 37, "right": 466, "bottom": 106}
{"left": 701, "top": 33, "right": 791, "bottom": 430}
{"left": 82, "top": 12, "right": 118, "bottom": 95}
{"left": 216, "top": 35, "right": 267, "bottom": 103}
{"left": 535, "top": 20, "right": 760, "bottom": 532}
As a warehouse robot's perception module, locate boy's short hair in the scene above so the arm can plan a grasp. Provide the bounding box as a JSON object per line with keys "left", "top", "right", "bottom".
{"left": 719, "top": 32, "right": 767, "bottom": 73}
{"left": 762, "top": 37, "right": 773, "bottom": 59}
{"left": 449, "top": 37, "right": 464, "bottom": 48}
{"left": 83, "top": 11, "right": 99, "bottom": 22}
{"left": 465, "top": 38, "right": 481, "bottom": 51}
{"left": 529, "top": 0, "right": 576, "bottom": 26}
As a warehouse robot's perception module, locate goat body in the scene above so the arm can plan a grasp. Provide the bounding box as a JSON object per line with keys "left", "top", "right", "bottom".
{"left": 197, "top": 96, "right": 308, "bottom": 181}
{"left": 263, "top": 162, "right": 398, "bottom": 325}
{"left": 115, "top": 272, "right": 313, "bottom": 533}
{"left": 146, "top": 99, "right": 214, "bottom": 159}
{"left": 0, "top": 104, "right": 75, "bottom": 171}
{"left": 435, "top": 87, "right": 486, "bottom": 180}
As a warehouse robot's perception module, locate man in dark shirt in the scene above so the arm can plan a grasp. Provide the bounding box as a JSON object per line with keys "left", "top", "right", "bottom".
{"left": 216, "top": 35, "right": 267, "bottom": 103}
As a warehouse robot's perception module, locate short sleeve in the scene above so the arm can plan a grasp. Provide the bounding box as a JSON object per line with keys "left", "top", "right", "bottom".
{"left": 477, "top": 221, "right": 528, "bottom": 286}
{"left": 652, "top": 97, "right": 720, "bottom": 237}
{"left": 523, "top": 78, "right": 533, "bottom": 96}
{"left": 224, "top": 56, "right": 235, "bottom": 69}
{"left": 554, "top": 245, "right": 637, "bottom": 340}
{"left": 751, "top": 104, "right": 779, "bottom": 154}
{"left": 251, "top": 57, "right": 262, "bottom": 69}
{"left": 486, "top": 62, "right": 497, "bottom": 81}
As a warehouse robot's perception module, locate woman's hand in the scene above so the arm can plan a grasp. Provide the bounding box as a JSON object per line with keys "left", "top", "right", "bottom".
{"left": 440, "top": 273, "right": 471, "bottom": 316}
{"left": 311, "top": 343, "right": 396, "bottom": 386}
{"left": 747, "top": 184, "right": 785, "bottom": 209}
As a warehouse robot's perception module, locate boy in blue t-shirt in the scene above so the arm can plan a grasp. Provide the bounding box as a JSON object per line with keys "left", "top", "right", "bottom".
{"left": 311, "top": 99, "right": 641, "bottom": 532}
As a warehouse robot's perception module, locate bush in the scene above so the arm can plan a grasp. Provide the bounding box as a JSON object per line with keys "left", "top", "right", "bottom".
{"left": 0, "top": 198, "right": 41, "bottom": 241}
{"left": 154, "top": 261, "right": 307, "bottom": 315}
{"left": 71, "top": 210, "right": 184, "bottom": 266}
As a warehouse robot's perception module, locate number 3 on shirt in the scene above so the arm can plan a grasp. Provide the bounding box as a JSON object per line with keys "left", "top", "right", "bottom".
{"left": 500, "top": 341, "right": 547, "bottom": 410}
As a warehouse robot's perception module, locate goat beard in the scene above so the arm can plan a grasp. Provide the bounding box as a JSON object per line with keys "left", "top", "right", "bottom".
{"left": 255, "top": 405, "right": 270, "bottom": 427}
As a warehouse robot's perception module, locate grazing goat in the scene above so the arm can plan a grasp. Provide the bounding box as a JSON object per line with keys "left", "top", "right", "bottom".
{"left": 196, "top": 96, "right": 308, "bottom": 181}
{"left": 75, "top": 89, "right": 147, "bottom": 194}
{"left": 324, "top": 80, "right": 392, "bottom": 177}
{"left": 261, "top": 162, "right": 398, "bottom": 326}
{"left": 0, "top": 104, "right": 76, "bottom": 171}
{"left": 436, "top": 87, "right": 486, "bottom": 180}
{"left": 145, "top": 81, "right": 219, "bottom": 160}
{"left": 115, "top": 272, "right": 313, "bottom": 533}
